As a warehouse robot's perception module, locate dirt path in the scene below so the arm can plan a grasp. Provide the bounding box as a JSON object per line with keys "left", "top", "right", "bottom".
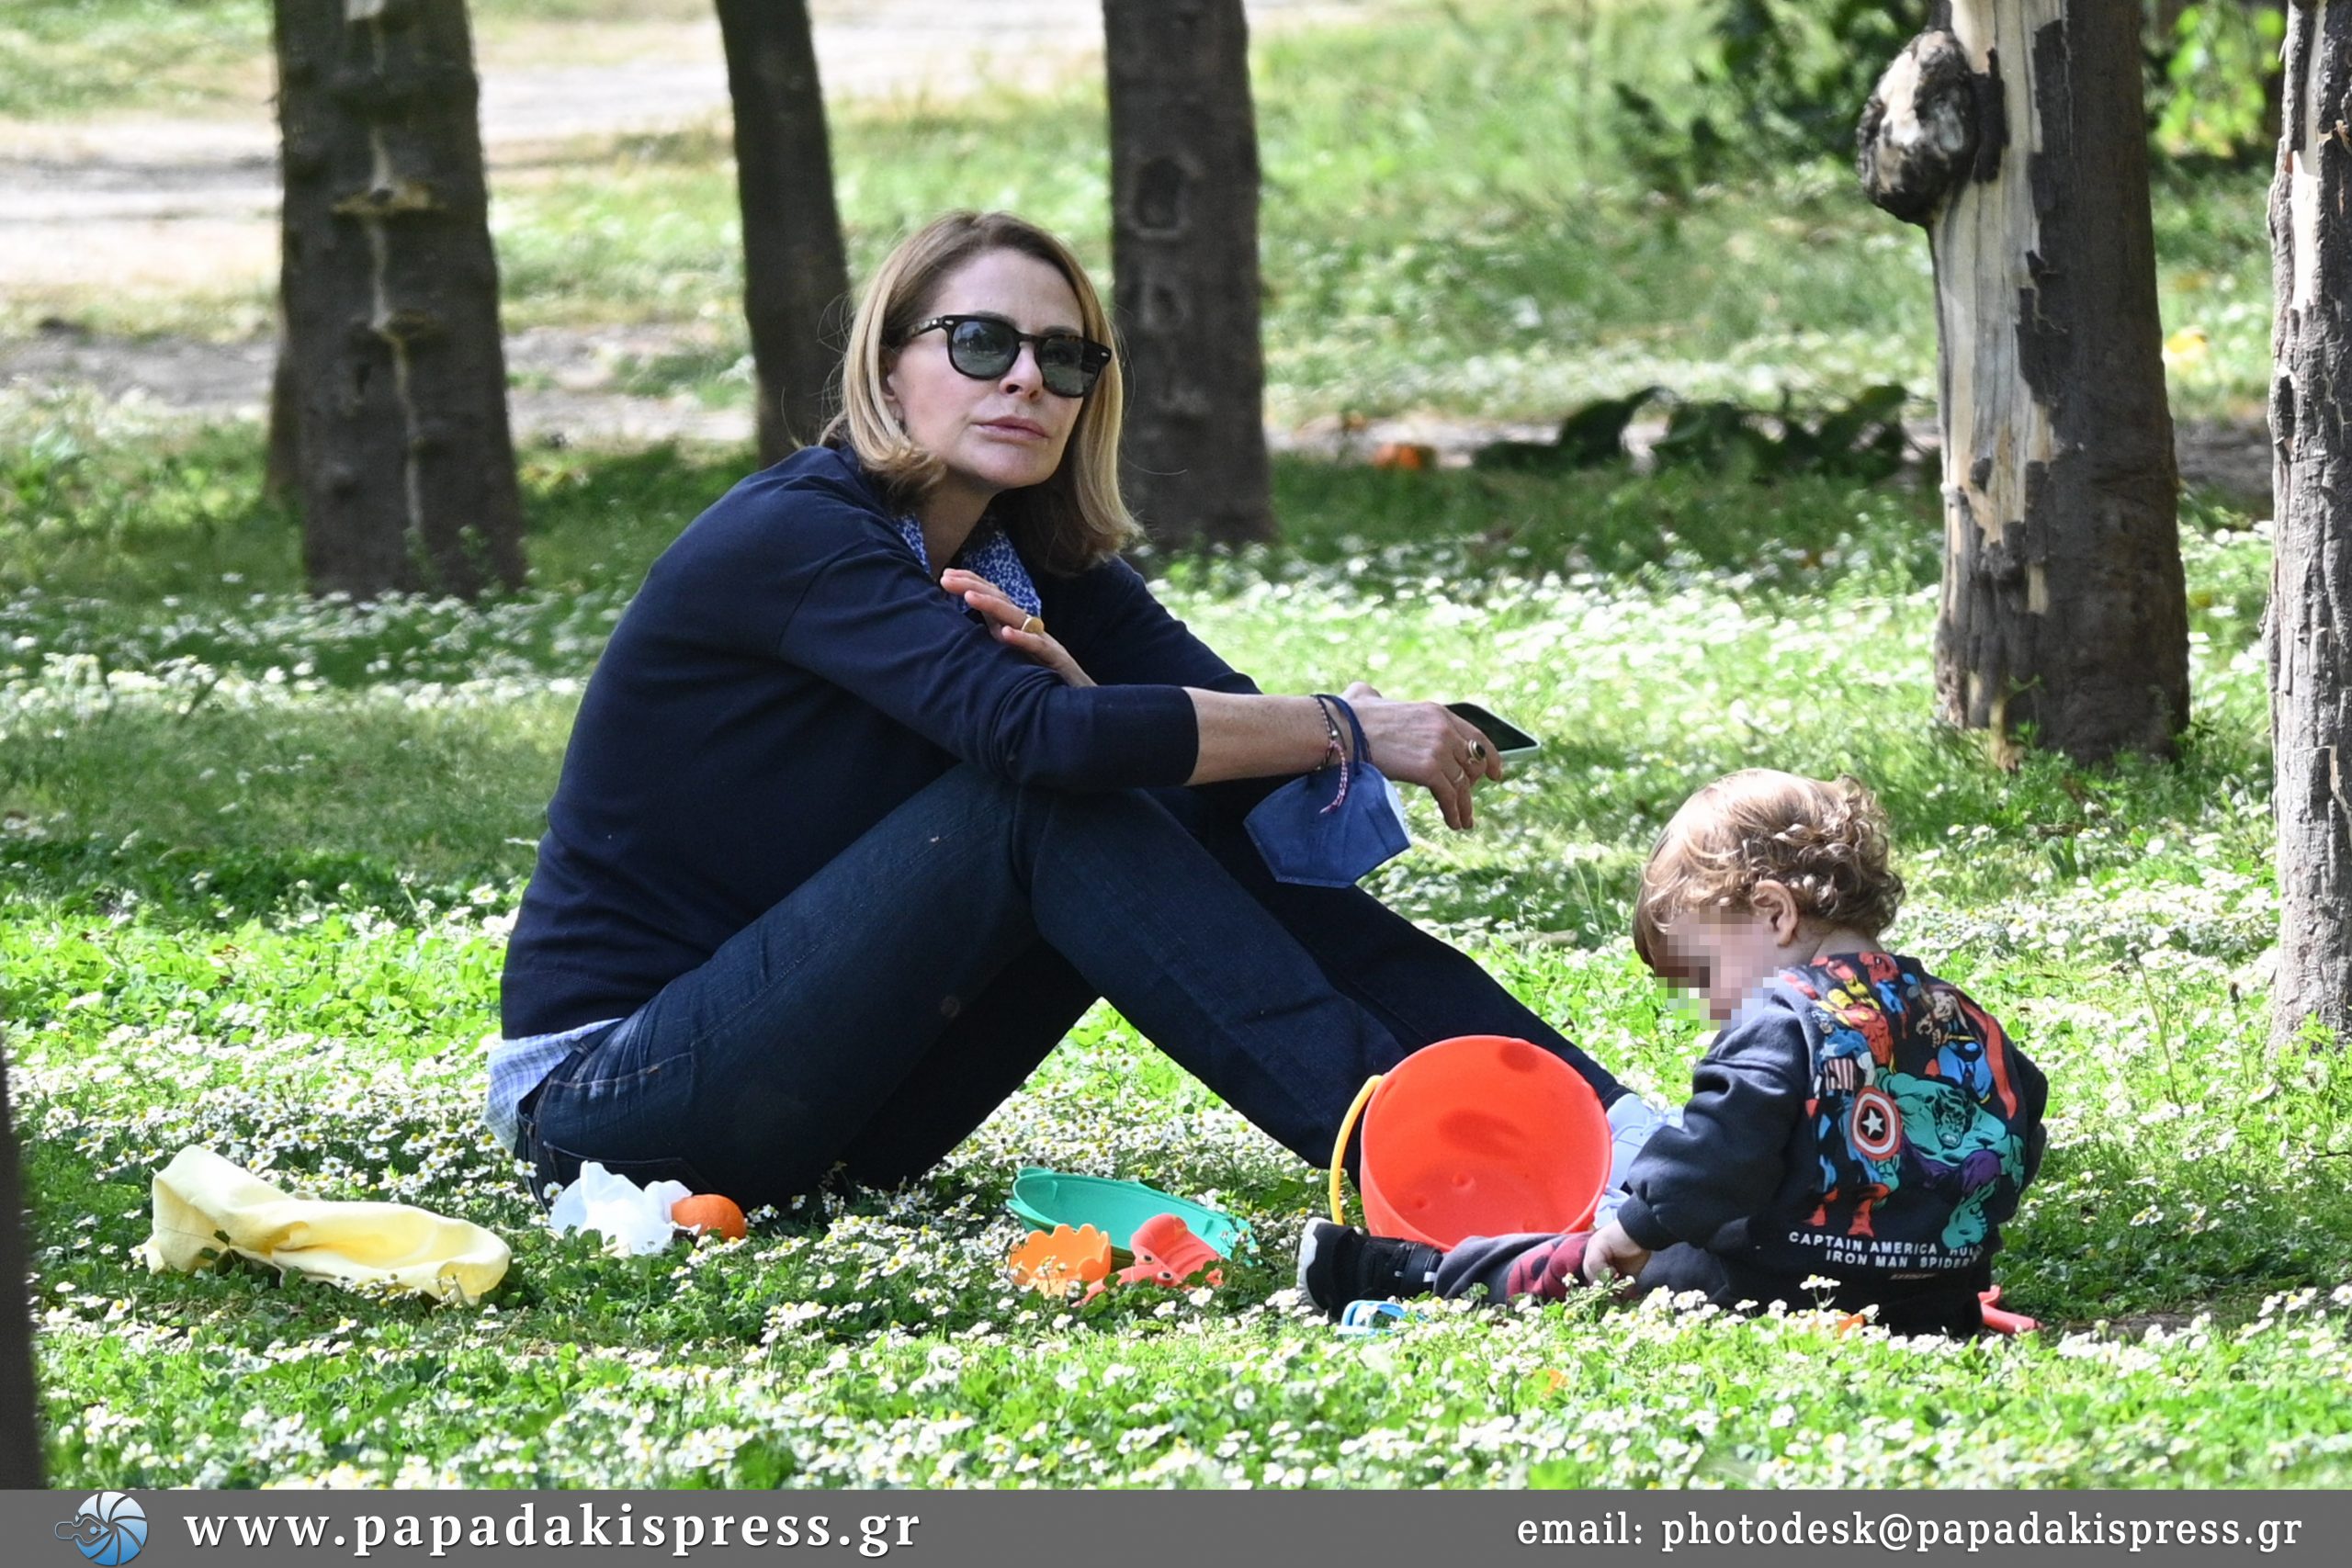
{"left": 0, "top": 0, "right": 1365, "bottom": 299}
{"left": 0, "top": 0, "right": 2276, "bottom": 499}
{"left": 0, "top": 0, "right": 1413, "bottom": 454}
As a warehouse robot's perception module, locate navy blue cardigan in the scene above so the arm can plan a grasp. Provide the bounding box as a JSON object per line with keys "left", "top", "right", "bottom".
{"left": 502, "top": 446, "right": 1261, "bottom": 1037}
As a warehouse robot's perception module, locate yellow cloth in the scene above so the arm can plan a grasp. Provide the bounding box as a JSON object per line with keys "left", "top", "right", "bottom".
{"left": 135, "top": 1146, "right": 508, "bottom": 1303}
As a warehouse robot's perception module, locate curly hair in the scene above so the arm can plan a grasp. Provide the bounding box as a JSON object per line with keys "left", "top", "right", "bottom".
{"left": 1631, "top": 769, "right": 1905, "bottom": 976}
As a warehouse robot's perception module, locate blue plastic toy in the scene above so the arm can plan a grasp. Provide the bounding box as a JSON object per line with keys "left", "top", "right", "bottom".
{"left": 1336, "top": 1299, "right": 1418, "bottom": 1337}
{"left": 1006, "top": 1167, "right": 1254, "bottom": 1258}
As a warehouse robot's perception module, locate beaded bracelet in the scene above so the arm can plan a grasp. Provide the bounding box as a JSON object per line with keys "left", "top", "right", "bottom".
{"left": 1312, "top": 693, "right": 1346, "bottom": 771}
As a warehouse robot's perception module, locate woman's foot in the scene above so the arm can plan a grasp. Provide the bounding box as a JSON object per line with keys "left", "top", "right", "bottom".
{"left": 1594, "top": 1093, "right": 1681, "bottom": 1224}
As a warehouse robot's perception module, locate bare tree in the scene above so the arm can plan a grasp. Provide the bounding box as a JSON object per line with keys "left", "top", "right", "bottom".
{"left": 265, "top": 308, "right": 300, "bottom": 506}
{"left": 1104, "top": 0, "right": 1274, "bottom": 548}
{"left": 716, "top": 0, "right": 851, "bottom": 464}
{"left": 275, "top": 0, "right": 525, "bottom": 600}
{"left": 1858, "top": 3, "right": 2187, "bottom": 763}
{"left": 2268, "top": 0, "right": 2352, "bottom": 1051}
{"left": 0, "top": 1045, "right": 40, "bottom": 1486}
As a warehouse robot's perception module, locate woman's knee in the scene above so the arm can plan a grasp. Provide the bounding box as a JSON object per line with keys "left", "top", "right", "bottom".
{"left": 1004, "top": 773, "right": 1193, "bottom": 859}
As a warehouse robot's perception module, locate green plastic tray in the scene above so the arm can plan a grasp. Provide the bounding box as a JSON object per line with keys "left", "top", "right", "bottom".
{"left": 1006, "top": 1167, "right": 1254, "bottom": 1258}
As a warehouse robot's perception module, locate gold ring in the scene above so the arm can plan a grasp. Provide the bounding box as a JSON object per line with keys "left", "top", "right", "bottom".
{"left": 1467, "top": 741, "right": 1487, "bottom": 763}
{"left": 1020, "top": 615, "right": 1045, "bottom": 636}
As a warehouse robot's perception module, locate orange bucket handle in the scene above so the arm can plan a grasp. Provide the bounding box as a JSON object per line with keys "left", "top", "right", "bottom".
{"left": 1328, "top": 1073, "right": 1384, "bottom": 1226}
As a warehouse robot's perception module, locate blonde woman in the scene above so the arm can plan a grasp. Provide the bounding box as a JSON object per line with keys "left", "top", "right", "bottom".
{"left": 492, "top": 211, "right": 1625, "bottom": 1211}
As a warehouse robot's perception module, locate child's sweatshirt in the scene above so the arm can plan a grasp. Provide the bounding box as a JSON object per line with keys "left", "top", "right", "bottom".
{"left": 1612, "top": 953, "right": 2047, "bottom": 1292}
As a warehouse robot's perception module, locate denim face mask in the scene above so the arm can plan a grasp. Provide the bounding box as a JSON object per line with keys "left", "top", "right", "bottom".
{"left": 1245, "top": 695, "right": 1411, "bottom": 887}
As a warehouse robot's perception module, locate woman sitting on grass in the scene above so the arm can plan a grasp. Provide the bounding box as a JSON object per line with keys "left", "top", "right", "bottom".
{"left": 489, "top": 209, "right": 1627, "bottom": 1211}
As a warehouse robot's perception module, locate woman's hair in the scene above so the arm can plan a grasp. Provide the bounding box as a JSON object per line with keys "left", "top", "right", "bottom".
{"left": 822, "top": 209, "right": 1140, "bottom": 575}
{"left": 1631, "top": 769, "right": 1905, "bottom": 976}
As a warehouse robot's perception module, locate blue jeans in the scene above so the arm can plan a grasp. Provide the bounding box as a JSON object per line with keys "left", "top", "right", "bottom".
{"left": 519, "top": 763, "right": 1622, "bottom": 1209}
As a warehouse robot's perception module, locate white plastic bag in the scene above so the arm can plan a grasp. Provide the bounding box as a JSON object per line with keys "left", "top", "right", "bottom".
{"left": 547, "top": 1161, "right": 694, "bottom": 1257}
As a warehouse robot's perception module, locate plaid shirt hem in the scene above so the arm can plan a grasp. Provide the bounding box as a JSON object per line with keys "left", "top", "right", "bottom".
{"left": 484, "top": 1019, "right": 620, "bottom": 1156}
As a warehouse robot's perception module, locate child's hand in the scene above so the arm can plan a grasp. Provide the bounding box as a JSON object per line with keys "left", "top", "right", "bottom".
{"left": 1581, "top": 1221, "right": 1651, "bottom": 1287}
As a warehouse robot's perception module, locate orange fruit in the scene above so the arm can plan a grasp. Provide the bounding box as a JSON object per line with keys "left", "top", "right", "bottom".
{"left": 671, "top": 1193, "right": 748, "bottom": 1241}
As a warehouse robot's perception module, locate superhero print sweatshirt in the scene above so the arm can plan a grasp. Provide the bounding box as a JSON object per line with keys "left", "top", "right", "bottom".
{"left": 1612, "top": 953, "right": 2048, "bottom": 1284}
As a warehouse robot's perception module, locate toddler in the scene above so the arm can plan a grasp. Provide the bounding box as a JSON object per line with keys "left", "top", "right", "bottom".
{"left": 1298, "top": 770, "right": 2047, "bottom": 1337}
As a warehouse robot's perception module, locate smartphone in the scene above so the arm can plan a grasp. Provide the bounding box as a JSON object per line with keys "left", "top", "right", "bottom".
{"left": 1445, "top": 701, "right": 1541, "bottom": 762}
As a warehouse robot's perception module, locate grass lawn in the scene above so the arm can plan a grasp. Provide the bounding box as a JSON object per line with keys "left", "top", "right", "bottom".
{"left": 5, "top": 402, "right": 2348, "bottom": 1486}
{"left": 3, "top": 0, "right": 2344, "bottom": 1494}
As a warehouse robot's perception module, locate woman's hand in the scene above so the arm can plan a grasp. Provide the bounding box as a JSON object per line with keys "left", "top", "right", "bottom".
{"left": 942, "top": 569, "right": 1093, "bottom": 688}
{"left": 1340, "top": 682, "right": 1503, "bottom": 831}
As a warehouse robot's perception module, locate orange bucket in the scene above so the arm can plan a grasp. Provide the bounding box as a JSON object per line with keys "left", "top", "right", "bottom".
{"left": 1330, "top": 1035, "right": 1611, "bottom": 1249}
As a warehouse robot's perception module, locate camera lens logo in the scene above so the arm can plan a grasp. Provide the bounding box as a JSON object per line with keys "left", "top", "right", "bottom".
{"left": 54, "top": 1493, "right": 147, "bottom": 1566}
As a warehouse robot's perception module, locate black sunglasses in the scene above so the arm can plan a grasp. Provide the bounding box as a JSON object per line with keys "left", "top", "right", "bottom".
{"left": 903, "top": 314, "right": 1113, "bottom": 399}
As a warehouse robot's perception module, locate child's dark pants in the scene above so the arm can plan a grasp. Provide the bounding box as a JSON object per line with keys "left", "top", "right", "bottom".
{"left": 1432, "top": 1229, "right": 1989, "bottom": 1336}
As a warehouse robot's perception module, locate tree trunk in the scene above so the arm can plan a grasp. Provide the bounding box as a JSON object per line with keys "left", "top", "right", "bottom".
{"left": 2268, "top": 0, "right": 2352, "bottom": 1052}
{"left": 1103, "top": 0, "right": 1275, "bottom": 549}
{"left": 275, "top": 0, "right": 525, "bottom": 601}
{"left": 264, "top": 313, "right": 300, "bottom": 505}
{"left": 0, "top": 1043, "right": 42, "bottom": 1486}
{"left": 1859, "top": 3, "right": 2188, "bottom": 764}
{"left": 716, "top": 0, "right": 851, "bottom": 465}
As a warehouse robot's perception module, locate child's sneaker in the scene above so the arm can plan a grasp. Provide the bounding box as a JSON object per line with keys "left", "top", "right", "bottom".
{"left": 1295, "top": 1219, "right": 1442, "bottom": 1319}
